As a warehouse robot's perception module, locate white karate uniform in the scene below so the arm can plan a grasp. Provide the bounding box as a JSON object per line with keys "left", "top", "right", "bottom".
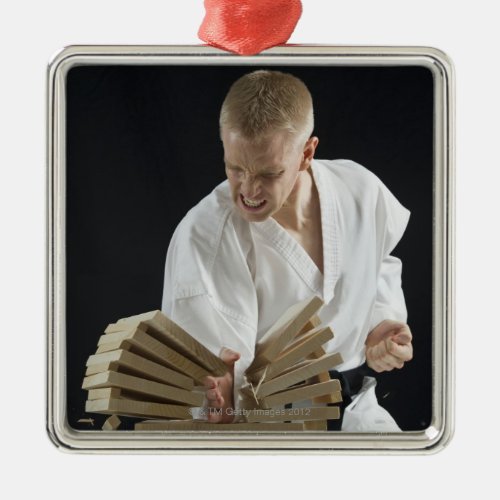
{"left": 161, "top": 159, "right": 410, "bottom": 431}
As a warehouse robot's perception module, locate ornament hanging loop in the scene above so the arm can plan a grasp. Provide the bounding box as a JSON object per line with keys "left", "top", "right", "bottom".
{"left": 198, "top": 0, "right": 303, "bottom": 56}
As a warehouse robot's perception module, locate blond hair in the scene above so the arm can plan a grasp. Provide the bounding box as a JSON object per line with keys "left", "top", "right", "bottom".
{"left": 220, "top": 70, "right": 314, "bottom": 142}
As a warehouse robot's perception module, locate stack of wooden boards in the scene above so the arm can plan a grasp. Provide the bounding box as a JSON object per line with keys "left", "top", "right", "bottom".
{"left": 83, "top": 310, "right": 228, "bottom": 426}
{"left": 240, "top": 296, "right": 344, "bottom": 431}
{"left": 83, "top": 296, "right": 344, "bottom": 431}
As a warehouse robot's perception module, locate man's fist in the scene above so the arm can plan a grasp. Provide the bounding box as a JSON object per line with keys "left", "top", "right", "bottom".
{"left": 202, "top": 347, "right": 240, "bottom": 423}
{"left": 365, "top": 320, "right": 413, "bottom": 373}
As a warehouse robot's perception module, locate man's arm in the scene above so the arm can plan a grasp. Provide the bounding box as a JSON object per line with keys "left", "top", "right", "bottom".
{"left": 365, "top": 180, "right": 412, "bottom": 373}
{"left": 366, "top": 254, "right": 413, "bottom": 372}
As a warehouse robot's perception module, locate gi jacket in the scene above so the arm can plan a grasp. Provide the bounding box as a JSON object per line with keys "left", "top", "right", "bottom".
{"left": 162, "top": 159, "right": 410, "bottom": 413}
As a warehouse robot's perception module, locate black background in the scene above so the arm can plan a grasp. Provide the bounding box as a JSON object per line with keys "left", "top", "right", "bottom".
{"left": 66, "top": 64, "right": 433, "bottom": 431}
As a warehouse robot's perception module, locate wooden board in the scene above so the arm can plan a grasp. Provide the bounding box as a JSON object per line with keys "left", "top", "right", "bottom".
{"left": 303, "top": 420, "right": 328, "bottom": 430}
{"left": 260, "top": 380, "right": 342, "bottom": 409}
{"left": 256, "top": 352, "right": 343, "bottom": 398}
{"left": 96, "top": 341, "right": 131, "bottom": 354}
{"left": 105, "top": 310, "right": 228, "bottom": 376}
{"left": 82, "top": 370, "right": 204, "bottom": 407}
{"left": 244, "top": 406, "right": 340, "bottom": 422}
{"left": 267, "top": 358, "right": 312, "bottom": 377}
{"left": 95, "top": 328, "right": 211, "bottom": 383}
{"left": 87, "top": 387, "right": 122, "bottom": 400}
{"left": 248, "top": 296, "right": 324, "bottom": 370}
{"left": 286, "top": 316, "right": 326, "bottom": 416}
{"left": 240, "top": 397, "right": 262, "bottom": 410}
{"left": 134, "top": 420, "right": 304, "bottom": 431}
{"left": 98, "top": 329, "right": 134, "bottom": 345}
{"left": 247, "top": 326, "right": 333, "bottom": 383}
{"left": 308, "top": 372, "right": 341, "bottom": 404}
{"left": 297, "top": 315, "right": 322, "bottom": 336}
{"left": 307, "top": 347, "right": 341, "bottom": 404}
{"left": 308, "top": 347, "right": 327, "bottom": 358}
{"left": 86, "top": 398, "right": 193, "bottom": 420}
{"left": 86, "top": 349, "right": 194, "bottom": 390}
{"left": 239, "top": 385, "right": 259, "bottom": 405}
{"left": 86, "top": 361, "right": 119, "bottom": 376}
{"left": 102, "top": 414, "right": 121, "bottom": 430}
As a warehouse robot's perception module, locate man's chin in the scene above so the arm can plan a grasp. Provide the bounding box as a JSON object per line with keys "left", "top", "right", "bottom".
{"left": 236, "top": 206, "right": 272, "bottom": 222}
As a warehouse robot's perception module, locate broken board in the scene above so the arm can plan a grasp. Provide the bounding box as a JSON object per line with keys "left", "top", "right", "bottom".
{"left": 105, "top": 310, "right": 228, "bottom": 376}
{"left": 86, "top": 398, "right": 193, "bottom": 420}
{"left": 256, "top": 352, "right": 343, "bottom": 398}
{"left": 82, "top": 370, "right": 204, "bottom": 407}
{"left": 102, "top": 414, "right": 121, "bottom": 430}
{"left": 248, "top": 326, "right": 334, "bottom": 383}
{"left": 86, "top": 348, "right": 194, "bottom": 390}
{"left": 95, "top": 328, "right": 211, "bottom": 383}
{"left": 260, "top": 379, "right": 342, "bottom": 409}
{"left": 307, "top": 347, "right": 341, "bottom": 404}
{"left": 249, "top": 296, "right": 323, "bottom": 370}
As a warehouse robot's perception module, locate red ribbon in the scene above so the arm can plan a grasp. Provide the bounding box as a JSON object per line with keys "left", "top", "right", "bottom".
{"left": 198, "top": 0, "right": 303, "bottom": 56}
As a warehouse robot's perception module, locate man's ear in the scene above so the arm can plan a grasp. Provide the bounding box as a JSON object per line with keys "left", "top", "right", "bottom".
{"left": 299, "top": 136, "right": 319, "bottom": 171}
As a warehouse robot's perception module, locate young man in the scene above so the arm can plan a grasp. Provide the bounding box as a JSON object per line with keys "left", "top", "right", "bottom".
{"left": 162, "top": 70, "right": 413, "bottom": 431}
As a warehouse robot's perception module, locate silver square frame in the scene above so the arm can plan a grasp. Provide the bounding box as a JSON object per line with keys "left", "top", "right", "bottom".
{"left": 46, "top": 45, "right": 454, "bottom": 454}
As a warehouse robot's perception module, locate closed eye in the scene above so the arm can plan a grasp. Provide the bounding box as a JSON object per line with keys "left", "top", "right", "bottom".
{"left": 262, "top": 171, "right": 284, "bottom": 178}
{"left": 226, "top": 165, "right": 244, "bottom": 175}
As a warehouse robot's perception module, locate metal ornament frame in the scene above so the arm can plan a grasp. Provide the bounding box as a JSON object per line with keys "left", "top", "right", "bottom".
{"left": 47, "top": 45, "right": 454, "bottom": 454}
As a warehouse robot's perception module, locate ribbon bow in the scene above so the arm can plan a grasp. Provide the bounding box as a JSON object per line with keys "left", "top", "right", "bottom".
{"left": 198, "top": 0, "right": 303, "bottom": 56}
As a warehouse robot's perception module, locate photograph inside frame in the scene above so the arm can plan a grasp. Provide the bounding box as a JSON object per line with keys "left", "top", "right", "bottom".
{"left": 50, "top": 47, "right": 451, "bottom": 448}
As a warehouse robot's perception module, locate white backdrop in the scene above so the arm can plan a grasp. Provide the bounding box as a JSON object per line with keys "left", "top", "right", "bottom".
{"left": 0, "top": 0, "right": 497, "bottom": 497}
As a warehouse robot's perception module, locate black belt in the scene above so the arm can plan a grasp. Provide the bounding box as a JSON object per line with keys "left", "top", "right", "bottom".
{"left": 327, "top": 362, "right": 377, "bottom": 431}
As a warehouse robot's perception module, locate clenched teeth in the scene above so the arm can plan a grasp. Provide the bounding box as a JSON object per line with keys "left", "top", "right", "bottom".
{"left": 242, "top": 196, "right": 265, "bottom": 208}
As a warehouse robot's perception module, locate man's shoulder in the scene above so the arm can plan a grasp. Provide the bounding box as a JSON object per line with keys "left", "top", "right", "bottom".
{"left": 176, "top": 180, "right": 233, "bottom": 243}
{"left": 165, "top": 180, "right": 253, "bottom": 297}
{"left": 315, "top": 159, "right": 379, "bottom": 186}
{"left": 314, "top": 159, "right": 383, "bottom": 201}
{"left": 170, "top": 180, "right": 250, "bottom": 266}
{"left": 315, "top": 159, "right": 410, "bottom": 247}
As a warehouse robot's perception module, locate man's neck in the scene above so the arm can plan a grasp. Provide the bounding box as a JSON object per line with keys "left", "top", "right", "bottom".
{"left": 273, "top": 167, "right": 318, "bottom": 232}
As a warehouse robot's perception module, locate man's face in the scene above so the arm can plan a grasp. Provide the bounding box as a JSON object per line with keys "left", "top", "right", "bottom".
{"left": 222, "top": 129, "right": 309, "bottom": 222}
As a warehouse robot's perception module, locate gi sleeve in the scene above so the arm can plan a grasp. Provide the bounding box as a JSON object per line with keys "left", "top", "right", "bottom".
{"left": 368, "top": 180, "right": 411, "bottom": 332}
{"left": 161, "top": 214, "right": 258, "bottom": 413}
